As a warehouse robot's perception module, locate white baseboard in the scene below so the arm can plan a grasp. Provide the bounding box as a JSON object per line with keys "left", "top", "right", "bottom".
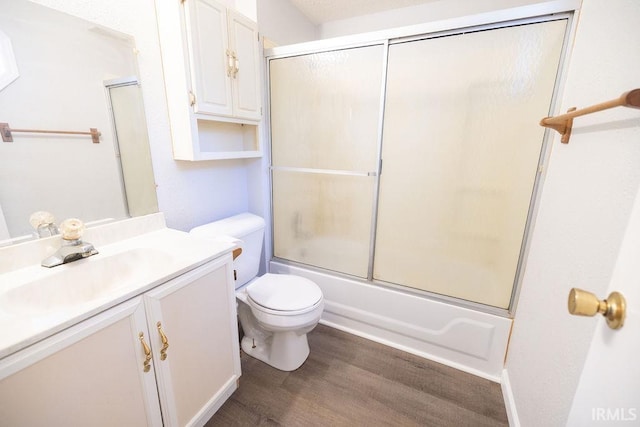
{"left": 501, "top": 369, "right": 521, "bottom": 427}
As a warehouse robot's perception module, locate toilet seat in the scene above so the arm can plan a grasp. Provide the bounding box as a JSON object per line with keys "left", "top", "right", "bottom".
{"left": 248, "top": 296, "right": 323, "bottom": 316}
{"left": 246, "top": 273, "right": 322, "bottom": 313}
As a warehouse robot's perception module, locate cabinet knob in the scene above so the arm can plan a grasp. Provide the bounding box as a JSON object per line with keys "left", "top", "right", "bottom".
{"left": 226, "top": 49, "right": 234, "bottom": 77}
{"left": 568, "top": 288, "right": 626, "bottom": 330}
{"left": 139, "top": 332, "right": 153, "bottom": 372}
{"left": 157, "top": 322, "right": 170, "bottom": 361}
{"left": 233, "top": 57, "right": 240, "bottom": 78}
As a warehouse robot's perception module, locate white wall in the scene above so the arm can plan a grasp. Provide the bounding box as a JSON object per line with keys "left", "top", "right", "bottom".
{"left": 566, "top": 163, "right": 640, "bottom": 426}
{"left": 257, "top": 0, "right": 319, "bottom": 45}
{"left": 30, "top": 0, "right": 252, "bottom": 232}
{"left": 234, "top": 0, "right": 257, "bottom": 21}
{"left": 505, "top": 0, "right": 640, "bottom": 425}
{"left": 319, "top": 0, "right": 560, "bottom": 38}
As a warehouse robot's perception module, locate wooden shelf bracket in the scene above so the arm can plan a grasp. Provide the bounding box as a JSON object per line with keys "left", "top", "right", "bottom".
{"left": 540, "top": 88, "right": 640, "bottom": 144}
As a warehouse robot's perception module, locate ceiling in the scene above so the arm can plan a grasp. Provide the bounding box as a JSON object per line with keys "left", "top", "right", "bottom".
{"left": 288, "top": 0, "right": 440, "bottom": 25}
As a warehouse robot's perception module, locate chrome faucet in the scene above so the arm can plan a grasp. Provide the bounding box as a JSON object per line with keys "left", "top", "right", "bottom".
{"left": 41, "top": 238, "right": 98, "bottom": 268}
{"left": 41, "top": 218, "right": 98, "bottom": 268}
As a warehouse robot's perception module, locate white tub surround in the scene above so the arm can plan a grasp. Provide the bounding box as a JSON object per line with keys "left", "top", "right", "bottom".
{"left": 0, "top": 213, "right": 235, "bottom": 358}
{"left": 270, "top": 261, "right": 512, "bottom": 381}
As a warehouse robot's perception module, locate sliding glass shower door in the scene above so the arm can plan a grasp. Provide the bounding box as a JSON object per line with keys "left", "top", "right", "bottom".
{"left": 374, "top": 21, "right": 566, "bottom": 308}
{"left": 269, "top": 45, "right": 385, "bottom": 278}
{"left": 269, "top": 18, "right": 567, "bottom": 309}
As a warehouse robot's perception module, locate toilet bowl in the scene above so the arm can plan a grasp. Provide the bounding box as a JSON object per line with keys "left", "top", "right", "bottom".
{"left": 237, "top": 273, "right": 323, "bottom": 370}
{"left": 190, "top": 213, "right": 324, "bottom": 371}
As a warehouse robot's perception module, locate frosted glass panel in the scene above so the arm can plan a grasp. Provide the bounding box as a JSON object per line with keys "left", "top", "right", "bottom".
{"left": 273, "top": 171, "right": 375, "bottom": 278}
{"left": 374, "top": 21, "right": 567, "bottom": 308}
{"left": 270, "top": 45, "right": 384, "bottom": 172}
{"left": 270, "top": 44, "right": 383, "bottom": 278}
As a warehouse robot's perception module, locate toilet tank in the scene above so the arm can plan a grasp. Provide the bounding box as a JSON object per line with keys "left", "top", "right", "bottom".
{"left": 190, "top": 213, "right": 265, "bottom": 288}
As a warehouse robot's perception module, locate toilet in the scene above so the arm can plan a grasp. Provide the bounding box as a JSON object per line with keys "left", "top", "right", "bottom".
{"left": 190, "top": 213, "right": 324, "bottom": 371}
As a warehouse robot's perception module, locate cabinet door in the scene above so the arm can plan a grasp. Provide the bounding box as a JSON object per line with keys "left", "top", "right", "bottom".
{"left": 0, "top": 299, "right": 163, "bottom": 427}
{"left": 144, "top": 255, "right": 241, "bottom": 427}
{"left": 184, "top": 0, "right": 233, "bottom": 116}
{"left": 228, "top": 10, "right": 261, "bottom": 120}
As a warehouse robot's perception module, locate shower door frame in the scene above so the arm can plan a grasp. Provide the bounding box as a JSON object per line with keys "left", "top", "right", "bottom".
{"left": 265, "top": 1, "right": 579, "bottom": 317}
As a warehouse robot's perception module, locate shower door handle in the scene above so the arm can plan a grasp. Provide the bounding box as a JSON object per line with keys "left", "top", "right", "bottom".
{"left": 270, "top": 166, "right": 377, "bottom": 177}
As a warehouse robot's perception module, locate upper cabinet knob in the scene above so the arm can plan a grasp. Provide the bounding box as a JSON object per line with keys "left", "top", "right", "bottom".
{"left": 568, "top": 288, "right": 626, "bottom": 330}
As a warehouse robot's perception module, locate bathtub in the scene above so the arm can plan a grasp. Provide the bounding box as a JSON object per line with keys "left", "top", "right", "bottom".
{"left": 270, "top": 258, "right": 512, "bottom": 382}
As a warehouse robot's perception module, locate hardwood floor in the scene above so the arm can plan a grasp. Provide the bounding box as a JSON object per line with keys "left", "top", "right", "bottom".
{"left": 206, "top": 324, "right": 508, "bottom": 426}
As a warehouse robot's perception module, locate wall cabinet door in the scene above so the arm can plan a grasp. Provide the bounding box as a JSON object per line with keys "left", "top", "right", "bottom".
{"left": 144, "top": 255, "right": 241, "bottom": 427}
{"left": 227, "top": 9, "right": 261, "bottom": 120}
{"left": 185, "top": 0, "right": 232, "bottom": 117}
{"left": 185, "top": 0, "right": 261, "bottom": 121}
{"left": 0, "top": 298, "right": 163, "bottom": 427}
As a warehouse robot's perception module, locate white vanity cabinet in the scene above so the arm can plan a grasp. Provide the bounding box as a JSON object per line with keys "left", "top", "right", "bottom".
{"left": 156, "top": 0, "right": 262, "bottom": 161}
{"left": 0, "top": 298, "right": 163, "bottom": 426}
{"left": 145, "top": 254, "right": 241, "bottom": 426}
{"left": 0, "top": 255, "right": 240, "bottom": 427}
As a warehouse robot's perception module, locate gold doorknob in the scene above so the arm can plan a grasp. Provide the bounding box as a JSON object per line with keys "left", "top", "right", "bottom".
{"left": 568, "top": 288, "right": 626, "bottom": 330}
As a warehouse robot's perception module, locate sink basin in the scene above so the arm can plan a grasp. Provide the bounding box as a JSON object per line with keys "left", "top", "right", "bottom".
{"left": 0, "top": 248, "right": 174, "bottom": 315}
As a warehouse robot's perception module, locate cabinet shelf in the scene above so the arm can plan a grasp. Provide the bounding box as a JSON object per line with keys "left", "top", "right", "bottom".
{"left": 195, "top": 150, "right": 262, "bottom": 161}
{"left": 191, "top": 119, "right": 260, "bottom": 160}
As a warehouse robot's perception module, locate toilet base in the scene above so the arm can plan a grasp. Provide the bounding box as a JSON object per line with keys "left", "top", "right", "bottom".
{"left": 241, "top": 330, "right": 310, "bottom": 371}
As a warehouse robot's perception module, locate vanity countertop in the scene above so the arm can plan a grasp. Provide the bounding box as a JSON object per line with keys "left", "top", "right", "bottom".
{"left": 0, "top": 214, "right": 234, "bottom": 360}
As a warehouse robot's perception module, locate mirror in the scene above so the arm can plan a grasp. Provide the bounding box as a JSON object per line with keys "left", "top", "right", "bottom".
{"left": 0, "top": 0, "right": 158, "bottom": 243}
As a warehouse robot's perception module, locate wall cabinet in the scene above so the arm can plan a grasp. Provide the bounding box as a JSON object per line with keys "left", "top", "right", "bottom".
{"left": 0, "top": 256, "right": 240, "bottom": 427}
{"left": 185, "top": 0, "right": 261, "bottom": 121}
{"left": 156, "top": 0, "right": 262, "bottom": 161}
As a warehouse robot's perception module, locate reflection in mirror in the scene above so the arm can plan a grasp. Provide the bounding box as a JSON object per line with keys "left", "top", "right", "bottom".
{"left": 0, "top": 0, "right": 158, "bottom": 243}
{"left": 107, "top": 80, "right": 159, "bottom": 218}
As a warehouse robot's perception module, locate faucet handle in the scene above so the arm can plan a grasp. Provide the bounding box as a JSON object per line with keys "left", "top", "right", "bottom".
{"left": 29, "top": 211, "right": 56, "bottom": 229}
{"left": 60, "top": 218, "right": 86, "bottom": 241}
{"left": 30, "top": 211, "right": 59, "bottom": 238}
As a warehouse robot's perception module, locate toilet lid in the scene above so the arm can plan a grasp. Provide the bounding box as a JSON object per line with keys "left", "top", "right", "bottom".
{"left": 247, "top": 274, "right": 322, "bottom": 311}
